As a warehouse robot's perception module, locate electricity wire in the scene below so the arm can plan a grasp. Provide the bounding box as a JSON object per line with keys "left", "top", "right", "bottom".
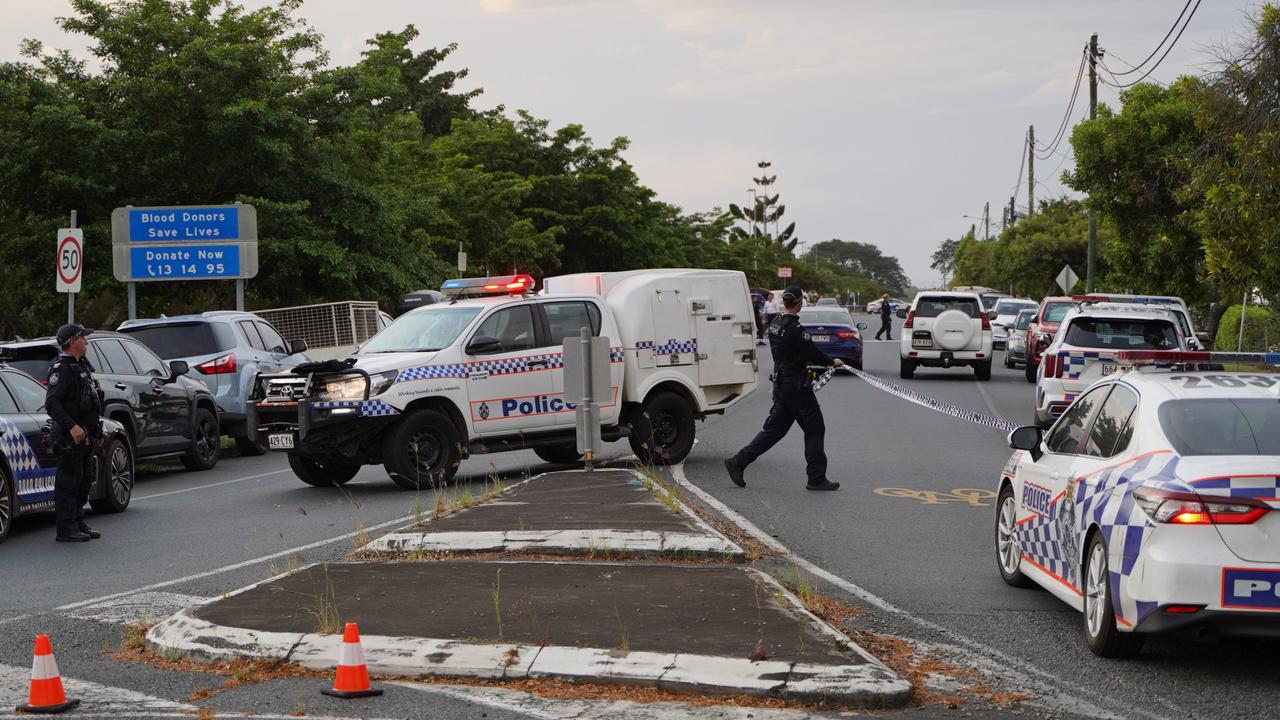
{"left": 1107, "top": 0, "right": 1195, "bottom": 76}
{"left": 1034, "top": 46, "right": 1088, "bottom": 161}
{"left": 1101, "top": 0, "right": 1201, "bottom": 89}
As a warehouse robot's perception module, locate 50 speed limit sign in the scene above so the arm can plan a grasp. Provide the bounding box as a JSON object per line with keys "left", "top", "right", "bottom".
{"left": 56, "top": 228, "right": 84, "bottom": 293}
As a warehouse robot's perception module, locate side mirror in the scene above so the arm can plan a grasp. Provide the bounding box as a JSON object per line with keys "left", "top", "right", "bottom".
{"left": 1030, "top": 315, "right": 1039, "bottom": 324}
{"left": 167, "top": 360, "right": 189, "bottom": 381}
{"left": 1195, "top": 331, "right": 1210, "bottom": 345}
{"left": 289, "top": 338, "right": 308, "bottom": 355}
{"left": 466, "top": 335, "right": 503, "bottom": 355}
{"left": 856, "top": 322, "right": 868, "bottom": 330}
{"left": 896, "top": 309, "right": 908, "bottom": 319}
{"left": 1008, "top": 425, "right": 1044, "bottom": 462}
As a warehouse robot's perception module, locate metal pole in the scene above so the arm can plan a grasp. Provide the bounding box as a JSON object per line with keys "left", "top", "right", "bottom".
{"left": 580, "top": 327, "right": 594, "bottom": 471}
{"left": 68, "top": 210, "right": 77, "bottom": 324}
{"left": 127, "top": 283, "right": 137, "bottom": 320}
{"left": 235, "top": 279, "right": 245, "bottom": 312}
{"left": 1086, "top": 33, "right": 1099, "bottom": 292}
{"left": 1238, "top": 289, "right": 1249, "bottom": 352}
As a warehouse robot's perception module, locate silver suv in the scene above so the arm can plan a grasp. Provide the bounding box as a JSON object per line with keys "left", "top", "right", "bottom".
{"left": 118, "top": 312, "right": 308, "bottom": 454}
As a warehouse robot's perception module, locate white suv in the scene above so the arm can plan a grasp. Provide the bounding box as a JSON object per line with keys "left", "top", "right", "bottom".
{"left": 900, "top": 292, "right": 994, "bottom": 380}
{"left": 1034, "top": 301, "right": 1187, "bottom": 426}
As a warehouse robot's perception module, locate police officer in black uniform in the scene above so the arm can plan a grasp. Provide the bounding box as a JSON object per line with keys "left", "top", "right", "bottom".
{"left": 724, "top": 286, "right": 842, "bottom": 491}
{"left": 47, "top": 323, "right": 104, "bottom": 542}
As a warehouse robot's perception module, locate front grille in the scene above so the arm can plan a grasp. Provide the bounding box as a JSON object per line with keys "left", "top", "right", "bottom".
{"left": 261, "top": 377, "right": 309, "bottom": 403}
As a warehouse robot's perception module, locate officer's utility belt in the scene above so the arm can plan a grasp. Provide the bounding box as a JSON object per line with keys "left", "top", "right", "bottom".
{"left": 770, "top": 366, "right": 820, "bottom": 391}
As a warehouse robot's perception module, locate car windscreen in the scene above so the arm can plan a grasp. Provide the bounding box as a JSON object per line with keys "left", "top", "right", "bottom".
{"left": 980, "top": 295, "right": 1003, "bottom": 311}
{"left": 359, "top": 305, "right": 483, "bottom": 353}
{"left": 1062, "top": 318, "right": 1179, "bottom": 350}
{"left": 1015, "top": 312, "right": 1035, "bottom": 330}
{"left": 994, "top": 301, "right": 1034, "bottom": 317}
{"left": 799, "top": 311, "right": 852, "bottom": 326}
{"left": 1043, "top": 302, "right": 1072, "bottom": 323}
{"left": 914, "top": 297, "right": 981, "bottom": 318}
{"left": 1159, "top": 398, "right": 1280, "bottom": 456}
{"left": 118, "top": 323, "right": 235, "bottom": 359}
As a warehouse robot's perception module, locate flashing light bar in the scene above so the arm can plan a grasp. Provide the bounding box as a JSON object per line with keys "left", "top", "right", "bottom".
{"left": 441, "top": 274, "right": 536, "bottom": 297}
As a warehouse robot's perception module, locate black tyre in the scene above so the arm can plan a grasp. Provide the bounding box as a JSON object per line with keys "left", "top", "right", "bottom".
{"left": 995, "top": 485, "right": 1033, "bottom": 588}
{"left": 234, "top": 436, "right": 267, "bottom": 456}
{"left": 1025, "top": 360, "right": 1038, "bottom": 384}
{"left": 899, "top": 358, "right": 915, "bottom": 379}
{"left": 533, "top": 445, "right": 583, "bottom": 464}
{"left": 628, "top": 391, "right": 696, "bottom": 466}
{"left": 289, "top": 454, "right": 361, "bottom": 487}
{"left": 90, "top": 437, "right": 133, "bottom": 514}
{"left": 181, "top": 408, "right": 220, "bottom": 471}
{"left": 1004, "top": 352, "right": 1014, "bottom": 369}
{"left": 1083, "top": 533, "right": 1145, "bottom": 657}
{"left": 0, "top": 465, "right": 12, "bottom": 544}
{"left": 974, "top": 360, "right": 992, "bottom": 381}
{"left": 383, "top": 409, "right": 462, "bottom": 490}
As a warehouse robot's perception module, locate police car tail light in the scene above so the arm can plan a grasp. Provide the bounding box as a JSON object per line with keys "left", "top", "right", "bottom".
{"left": 1133, "top": 488, "right": 1270, "bottom": 525}
{"left": 1042, "top": 353, "right": 1059, "bottom": 378}
{"left": 903, "top": 310, "right": 915, "bottom": 329}
{"left": 195, "top": 353, "right": 237, "bottom": 375}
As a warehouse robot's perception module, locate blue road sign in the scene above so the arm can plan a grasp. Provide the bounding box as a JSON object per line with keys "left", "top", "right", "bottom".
{"left": 127, "top": 207, "right": 240, "bottom": 241}
{"left": 129, "top": 244, "right": 241, "bottom": 280}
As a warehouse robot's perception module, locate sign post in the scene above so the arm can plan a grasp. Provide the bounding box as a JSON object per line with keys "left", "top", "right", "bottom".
{"left": 564, "top": 327, "right": 610, "bottom": 470}
{"left": 1055, "top": 265, "right": 1080, "bottom": 294}
{"left": 778, "top": 267, "right": 792, "bottom": 279}
{"left": 56, "top": 215, "right": 84, "bottom": 323}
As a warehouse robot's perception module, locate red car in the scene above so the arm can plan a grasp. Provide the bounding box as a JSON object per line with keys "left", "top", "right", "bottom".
{"left": 1023, "top": 296, "right": 1073, "bottom": 383}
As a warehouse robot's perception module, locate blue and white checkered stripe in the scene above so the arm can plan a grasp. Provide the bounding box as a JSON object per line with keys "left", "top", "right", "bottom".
{"left": 1058, "top": 350, "right": 1104, "bottom": 379}
{"left": 1017, "top": 513, "right": 1072, "bottom": 584}
{"left": 0, "top": 417, "right": 55, "bottom": 503}
{"left": 312, "top": 399, "right": 401, "bottom": 417}
{"left": 636, "top": 340, "right": 697, "bottom": 355}
{"left": 396, "top": 348, "right": 628, "bottom": 385}
{"left": 1189, "top": 475, "right": 1280, "bottom": 499}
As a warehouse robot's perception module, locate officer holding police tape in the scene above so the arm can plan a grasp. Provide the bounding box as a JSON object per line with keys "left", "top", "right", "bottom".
{"left": 46, "top": 323, "right": 104, "bottom": 542}
{"left": 724, "top": 286, "right": 842, "bottom": 491}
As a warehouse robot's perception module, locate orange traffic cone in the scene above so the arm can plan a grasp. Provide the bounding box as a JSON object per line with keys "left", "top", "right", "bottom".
{"left": 16, "top": 635, "right": 80, "bottom": 714}
{"left": 321, "top": 622, "right": 382, "bottom": 699}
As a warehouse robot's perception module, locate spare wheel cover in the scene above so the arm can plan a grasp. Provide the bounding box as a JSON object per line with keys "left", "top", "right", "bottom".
{"left": 933, "top": 309, "right": 976, "bottom": 351}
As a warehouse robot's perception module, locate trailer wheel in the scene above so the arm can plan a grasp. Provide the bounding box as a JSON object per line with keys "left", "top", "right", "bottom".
{"left": 629, "top": 391, "right": 696, "bottom": 465}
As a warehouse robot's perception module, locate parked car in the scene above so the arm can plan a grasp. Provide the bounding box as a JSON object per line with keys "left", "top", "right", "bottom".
{"left": 990, "top": 298, "right": 1039, "bottom": 350}
{"left": 0, "top": 332, "right": 220, "bottom": 470}
{"left": 900, "top": 291, "right": 994, "bottom": 380}
{"left": 0, "top": 361, "right": 135, "bottom": 543}
{"left": 980, "top": 292, "right": 1010, "bottom": 313}
{"left": 395, "top": 289, "right": 447, "bottom": 316}
{"left": 117, "top": 312, "right": 308, "bottom": 455}
{"left": 1003, "top": 308, "right": 1037, "bottom": 368}
{"left": 815, "top": 297, "right": 840, "bottom": 307}
{"left": 798, "top": 307, "right": 866, "bottom": 370}
{"left": 867, "top": 298, "right": 906, "bottom": 314}
{"left": 1024, "top": 296, "right": 1074, "bottom": 383}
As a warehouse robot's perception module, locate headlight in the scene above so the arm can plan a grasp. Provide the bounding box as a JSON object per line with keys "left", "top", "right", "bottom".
{"left": 369, "top": 370, "right": 399, "bottom": 396}
{"left": 318, "top": 376, "right": 368, "bottom": 402}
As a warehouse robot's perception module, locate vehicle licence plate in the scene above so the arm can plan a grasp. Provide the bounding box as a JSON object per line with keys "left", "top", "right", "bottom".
{"left": 813, "top": 335, "right": 830, "bottom": 343}
{"left": 268, "top": 433, "right": 295, "bottom": 450}
{"left": 1101, "top": 363, "right": 1119, "bottom": 375}
{"left": 912, "top": 338, "right": 932, "bottom": 348}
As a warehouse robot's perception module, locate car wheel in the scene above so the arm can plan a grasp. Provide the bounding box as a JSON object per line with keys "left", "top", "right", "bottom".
{"left": 995, "top": 485, "right": 1033, "bottom": 587}
{"left": 629, "top": 391, "right": 696, "bottom": 466}
{"left": 899, "top": 358, "right": 915, "bottom": 379}
{"left": 974, "top": 360, "right": 992, "bottom": 381}
{"left": 0, "top": 465, "right": 12, "bottom": 544}
{"left": 289, "top": 454, "right": 361, "bottom": 487}
{"left": 533, "top": 445, "right": 583, "bottom": 464}
{"left": 90, "top": 437, "right": 133, "bottom": 513}
{"left": 383, "top": 409, "right": 461, "bottom": 490}
{"left": 234, "top": 436, "right": 267, "bottom": 456}
{"left": 1083, "top": 533, "right": 1145, "bottom": 657}
{"left": 181, "top": 408, "right": 220, "bottom": 471}
{"left": 1004, "top": 353, "right": 1013, "bottom": 369}
{"left": 1025, "top": 360, "right": 1038, "bottom": 384}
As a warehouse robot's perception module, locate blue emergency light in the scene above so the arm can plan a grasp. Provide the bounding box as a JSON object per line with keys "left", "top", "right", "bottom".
{"left": 440, "top": 274, "right": 536, "bottom": 298}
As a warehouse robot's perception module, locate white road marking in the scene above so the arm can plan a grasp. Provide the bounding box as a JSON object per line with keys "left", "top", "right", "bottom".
{"left": 133, "top": 468, "right": 291, "bottom": 500}
{"left": 66, "top": 591, "right": 209, "bottom": 625}
{"left": 0, "top": 661, "right": 192, "bottom": 714}
{"left": 973, "top": 376, "right": 1005, "bottom": 424}
{"left": 669, "top": 463, "right": 1168, "bottom": 720}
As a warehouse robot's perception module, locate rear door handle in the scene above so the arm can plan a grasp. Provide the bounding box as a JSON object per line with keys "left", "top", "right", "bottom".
{"left": 114, "top": 382, "right": 128, "bottom": 390}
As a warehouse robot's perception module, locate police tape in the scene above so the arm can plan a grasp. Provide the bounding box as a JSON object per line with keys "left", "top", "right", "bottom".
{"left": 846, "top": 367, "right": 1018, "bottom": 433}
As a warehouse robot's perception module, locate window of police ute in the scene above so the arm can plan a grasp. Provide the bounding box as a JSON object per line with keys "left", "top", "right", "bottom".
{"left": 1159, "top": 398, "right": 1280, "bottom": 456}
{"left": 1063, "top": 318, "right": 1179, "bottom": 350}
{"left": 1043, "top": 302, "right": 1071, "bottom": 323}
{"left": 359, "top": 305, "right": 484, "bottom": 354}
{"left": 119, "top": 322, "right": 236, "bottom": 360}
{"left": 1084, "top": 385, "right": 1138, "bottom": 458}
{"left": 0, "top": 380, "right": 18, "bottom": 414}
{"left": 915, "top": 296, "right": 982, "bottom": 318}
{"left": 475, "top": 306, "right": 535, "bottom": 352}
{"left": 3, "top": 371, "right": 46, "bottom": 413}
{"left": 799, "top": 309, "right": 853, "bottom": 325}
{"left": 544, "top": 301, "right": 601, "bottom": 346}
{"left": 1047, "top": 386, "right": 1108, "bottom": 454}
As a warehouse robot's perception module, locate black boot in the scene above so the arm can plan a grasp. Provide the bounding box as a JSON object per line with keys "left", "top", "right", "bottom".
{"left": 56, "top": 531, "right": 92, "bottom": 542}
{"left": 805, "top": 480, "right": 841, "bottom": 491}
{"left": 724, "top": 457, "right": 746, "bottom": 487}
{"left": 78, "top": 524, "right": 102, "bottom": 539}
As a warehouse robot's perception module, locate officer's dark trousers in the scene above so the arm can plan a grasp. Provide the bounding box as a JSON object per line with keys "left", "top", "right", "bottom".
{"left": 875, "top": 317, "right": 892, "bottom": 340}
{"left": 734, "top": 380, "right": 828, "bottom": 484}
{"left": 54, "top": 445, "right": 94, "bottom": 536}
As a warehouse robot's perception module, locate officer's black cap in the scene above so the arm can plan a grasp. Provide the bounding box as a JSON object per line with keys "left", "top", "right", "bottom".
{"left": 782, "top": 286, "right": 804, "bottom": 303}
{"left": 56, "top": 323, "right": 93, "bottom": 346}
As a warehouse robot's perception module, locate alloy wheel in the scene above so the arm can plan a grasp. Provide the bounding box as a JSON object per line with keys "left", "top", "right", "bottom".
{"left": 1085, "top": 542, "right": 1107, "bottom": 638}
{"left": 998, "top": 495, "right": 1020, "bottom": 575}
{"left": 110, "top": 444, "right": 133, "bottom": 506}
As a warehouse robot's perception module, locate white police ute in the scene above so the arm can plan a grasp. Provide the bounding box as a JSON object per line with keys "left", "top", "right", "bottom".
{"left": 998, "top": 350, "right": 1280, "bottom": 656}
{"left": 1034, "top": 301, "right": 1188, "bottom": 427}
{"left": 249, "top": 270, "right": 759, "bottom": 489}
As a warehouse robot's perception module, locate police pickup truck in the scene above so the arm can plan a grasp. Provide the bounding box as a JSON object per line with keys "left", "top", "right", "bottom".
{"left": 248, "top": 270, "right": 759, "bottom": 489}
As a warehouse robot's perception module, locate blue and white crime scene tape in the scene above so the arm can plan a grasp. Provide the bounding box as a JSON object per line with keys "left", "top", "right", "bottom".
{"left": 847, "top": 367, "right": 1018, "bottom": 433}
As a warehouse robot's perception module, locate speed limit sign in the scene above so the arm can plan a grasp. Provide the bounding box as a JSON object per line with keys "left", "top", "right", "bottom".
{"left": 56, "top": 228, "right": 84, "bottom": 293}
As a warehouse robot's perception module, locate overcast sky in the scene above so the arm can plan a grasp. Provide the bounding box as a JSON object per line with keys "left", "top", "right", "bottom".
{"left": 3, "top": 0, "right": 1261, "bottom": 287}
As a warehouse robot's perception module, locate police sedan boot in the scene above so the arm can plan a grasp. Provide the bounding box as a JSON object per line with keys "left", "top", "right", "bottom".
{"left": 724, "top": 457, "right": 746, "bottom": 487}
{"left": 805, "top": 480, "right": 841, "bottom": 491}
{"left": 78, "top": 524, "right": 102, "bottom": 539}
{"left": 56, "top": 531, "right": 92, "bottom": 542}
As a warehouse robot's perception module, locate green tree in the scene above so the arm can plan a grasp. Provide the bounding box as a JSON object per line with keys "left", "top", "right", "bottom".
{"left": 809, "top": 239, "right": 909, "bottom": 295}
{"left": 727, "top": 160, "right": 798, "bottom": 251}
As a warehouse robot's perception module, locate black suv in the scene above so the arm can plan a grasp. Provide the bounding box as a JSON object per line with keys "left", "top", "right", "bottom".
{"left": 0, "top": 331, "right": 220, "bottom": 471}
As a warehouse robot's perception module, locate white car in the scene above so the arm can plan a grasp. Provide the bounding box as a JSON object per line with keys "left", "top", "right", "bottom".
{"left": 1034, "top": 302, "right": 1187, "bottom": 427}
{"left": 998, "top": 351, "right": 1280, "bottom": 656}
{"left": 900, "top": 291, "right": 994, "bottom": 380}
{"left": 1072, "top": 294, "right": 1205, "bottom": 350}
{"left": 990, "top": 298, "right": 1038, "bottom": 350}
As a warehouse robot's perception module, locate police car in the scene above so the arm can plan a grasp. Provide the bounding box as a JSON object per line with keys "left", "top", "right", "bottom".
{"left": 0, "top": 361, "right": 133, "bottom": 543}
{"left": 249, "top": 270, "right": 759, "bottom": 489}
{"left": 999, "top": 350, "right": 1280, "bottom": 656}
{"left": 1034, "top": 301, "right": 1188, "bottom": 427}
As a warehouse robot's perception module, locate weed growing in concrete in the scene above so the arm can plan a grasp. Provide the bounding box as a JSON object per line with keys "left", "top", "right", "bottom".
{"left": 353, "top": 520, "right": 370, "bottom": 549}
{"left": 614, "top": 602, "right": 630, "bottom": 654}
{"left": 308, "top": 566, "right": 342, "bottom": 634}
{"left": 164, "top": 648, "right": 184, "bottom": 663}
{"left": 413, "top": 492, "right": 425, "bottom": 525}
{"left": 492, "top": 568, "right": 504, "bottom": 642}
{"left": 502, "top": 647, "right": 520, "bottom": 668}
{"left": 123, "top": 621, "right": 150, "bottom": 652}
{"left": 516, "top": 516, "right": 526, "bottom": 531}
{"left": 219, "top": 587, "right": 229, "bottom": 601}
{"left": 632, "top": 463, "right": 682, "bottom": 514}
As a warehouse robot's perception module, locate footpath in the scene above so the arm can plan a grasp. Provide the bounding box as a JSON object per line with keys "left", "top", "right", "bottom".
{"left": 147, "top": 468, "right": 912, "bottom": 709}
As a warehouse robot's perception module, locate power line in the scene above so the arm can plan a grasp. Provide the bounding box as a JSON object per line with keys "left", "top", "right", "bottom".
{"left": 1101, "top": 0, "right": 1201, "bottom": 89}
{"left": 1034, "top": 46, "right": 1088, "bottom": 161}
{"left": 1107, "top": 0, "right": 1194, "bottom": 76}
{"left": 1011, "top": 132, "right": 1028, "bottom": 200}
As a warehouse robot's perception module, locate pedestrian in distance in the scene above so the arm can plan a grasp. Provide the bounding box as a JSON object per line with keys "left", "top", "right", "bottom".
{"left": 46, "top": 324, "right": 105, "bottom": 543}
{"left": 752, "top": 292, "right": 767, "bottom": 345}
{"left": 763, "top": 292, "right": 779, "bottom": 326}
{"left": 875, "top": 293, "right": 893, "bottom": 341}
{"left": 724, "top": 286, "right": 843, "bottom": 491}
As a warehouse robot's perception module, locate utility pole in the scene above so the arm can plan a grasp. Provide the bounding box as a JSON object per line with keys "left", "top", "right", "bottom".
{"left": 1009, "top": 196, "right": 1016, "bottom": 226}
{"left": 1027, "top": 125, "right": 1035, "bottom": 217}
{"left": 1086, "top": 32, "right": 1099, "bottom": 292}
{"left": 983, "top": 201, "right": 990, "bottom": 240}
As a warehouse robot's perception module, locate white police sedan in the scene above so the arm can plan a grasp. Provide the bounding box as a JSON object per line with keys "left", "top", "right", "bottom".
{"left": 997, "top": 351, "right": 1280, "bottom": 656}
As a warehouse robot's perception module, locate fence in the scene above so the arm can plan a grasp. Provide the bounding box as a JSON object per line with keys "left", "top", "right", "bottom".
{"left": 255, "top": 301, "right": 382, "bottom": 350}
